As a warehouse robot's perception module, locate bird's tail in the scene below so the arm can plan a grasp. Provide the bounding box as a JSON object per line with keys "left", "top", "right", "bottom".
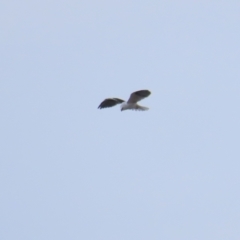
{"left": 135, "top": 105, "right": 149, "bottom": 111}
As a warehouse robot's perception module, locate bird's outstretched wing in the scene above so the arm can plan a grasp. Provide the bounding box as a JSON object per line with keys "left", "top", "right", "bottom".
{"left": 98, "top": 98, "right": 124, "bottom": 109}
{"left": 127, "top": 90, "right": 151, "bottom": 104}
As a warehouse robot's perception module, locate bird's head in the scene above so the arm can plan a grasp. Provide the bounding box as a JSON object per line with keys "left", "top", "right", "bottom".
{"left": 120, "top": 102, "right": 128, "bottom": 111}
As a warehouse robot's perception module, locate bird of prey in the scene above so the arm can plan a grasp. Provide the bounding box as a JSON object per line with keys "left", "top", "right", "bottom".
{"left": 98, "top": 90, "right": 151, "bottom": 111}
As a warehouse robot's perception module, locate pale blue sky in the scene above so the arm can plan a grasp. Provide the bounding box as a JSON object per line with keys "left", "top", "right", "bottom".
{"left": 1, "top": 1, "right": 240, "bottom": 239}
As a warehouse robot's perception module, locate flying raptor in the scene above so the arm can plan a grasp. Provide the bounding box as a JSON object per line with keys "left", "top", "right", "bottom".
{"left": 98, "top": 90, "right": 151, "bottom": 111}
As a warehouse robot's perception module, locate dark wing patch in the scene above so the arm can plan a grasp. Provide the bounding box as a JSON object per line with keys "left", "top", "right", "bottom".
{"left": 98, "top": 98, "right": 124, "bottom": 109}
{"left": 134, "top": 90, "right": 151, "bottom": 98}
{"left": 127, "top": 90, "right": 151, "bottom": 103}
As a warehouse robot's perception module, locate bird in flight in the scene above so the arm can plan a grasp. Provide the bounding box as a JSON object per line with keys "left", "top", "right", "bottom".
{"left": 98, "top": 90, "right": 151, "bottom": 111}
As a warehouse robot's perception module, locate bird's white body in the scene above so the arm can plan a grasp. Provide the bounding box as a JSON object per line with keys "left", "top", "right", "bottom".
{"left": 121, "top": 102, "right": 149, "bottom": 111}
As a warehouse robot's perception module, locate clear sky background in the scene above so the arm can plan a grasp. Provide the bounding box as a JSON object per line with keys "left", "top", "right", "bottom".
{"left": 1, "top": 1, "right": 240, "bottom": 239}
